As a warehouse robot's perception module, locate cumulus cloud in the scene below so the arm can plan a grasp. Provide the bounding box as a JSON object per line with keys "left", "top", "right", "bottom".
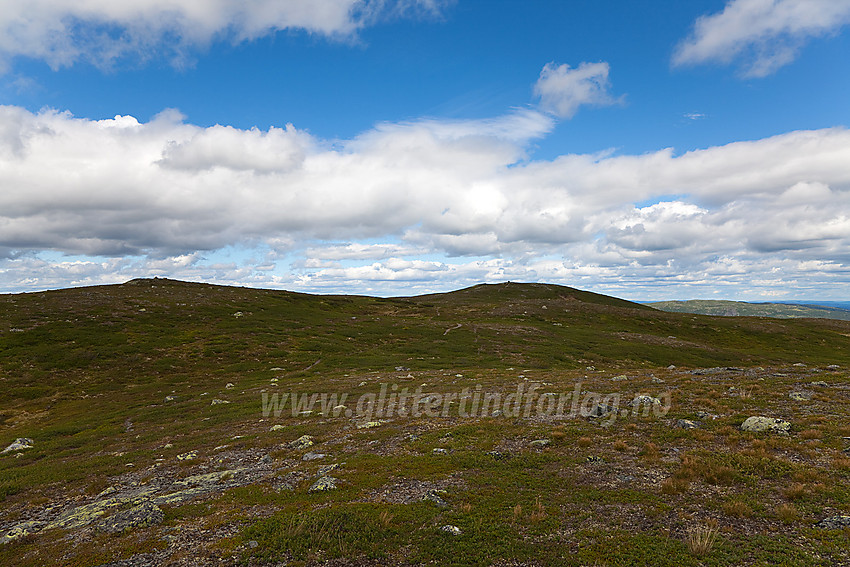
{"left": 533, "top": 61, "right": 622, "bottom": 118}
{"left": 1, "top": 104, "right": 849, "bottom": 297}
{"left": 674, "top": 0, "right": 850, "bottom": 77}
{"left": 0, "top": 0, "right": 448, "bottom": 71}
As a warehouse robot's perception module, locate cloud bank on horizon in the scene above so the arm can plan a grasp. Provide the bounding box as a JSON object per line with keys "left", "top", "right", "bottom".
{"left": 0, "top": 0, "right": 848, "bottom": 300}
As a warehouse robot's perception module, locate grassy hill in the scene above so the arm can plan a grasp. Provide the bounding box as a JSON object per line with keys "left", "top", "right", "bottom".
{"left": 648, "top": 299, "right": 850, "bottom": 321}
{"left": 1, "top": 279, "right": 848, "bottom": 566}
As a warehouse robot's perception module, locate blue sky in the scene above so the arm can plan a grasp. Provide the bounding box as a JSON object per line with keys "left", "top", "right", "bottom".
{"left": 1, "top": 0, "right": 849, "bottom": 300}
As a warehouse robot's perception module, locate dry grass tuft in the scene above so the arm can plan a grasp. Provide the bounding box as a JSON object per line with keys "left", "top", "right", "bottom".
{"left": 512, "top": 503, "right": 522, "bottom": 523}
{"left": 686, "top": 520, "right": 719, "bottom": 556}
{"left": 612, "top": 440, "right": 628, "bottom": 452}
{"left": 530, "top": 496, "right": 547, "bottom": 522}
{"left": 378, "top": 509, "right": 394, "bottom": 527}
{"left": 722, "top": 500, "right": 753, "bottom": 518}
{"left": 576, "top": 437, "right": 593, "bottom": 448}
{"left": 641, "top": 442, "right": 660, "bottom": 462}
{"left": 799, "top": 429, "right": 822, "bottom": 440}
{"left": 775, "top": 503, "right": 799, "bottom": 523}
{"left": 782, "top": 483, "right": 808, "bottom": 501}
{"left": 661, "top": 476, "right": 690, "bottom": 495}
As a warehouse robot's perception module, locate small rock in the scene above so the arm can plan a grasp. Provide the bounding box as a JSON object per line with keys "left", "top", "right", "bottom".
{"left": 309, "top": 476, "right": 338, "bottom": 492}
{"left": 424, "top": 489, "right": 449, "bottom": 508}
{"left": 793, "top": 363, "right": 806, "bottom": 367}
{"left": 260, "top": 454, "right": 273, "bottom": 464}
{"left": 815, "top": 516, "right": 850, "bottom": 530}
{"left": 288, "top": 435, "right": 314, "bottom": 450}
{"left": 667, "top": 365, "right": 676, "bottom": 370}
{"left": 674, "top": 419, "right": 699, "bottom": 429}
{"left": 225, "top": 383, "right": 235, "bottom": 389}
{"left": 210, "top": 399, "right": 230, "bottom": 405}
{"left": 316, "top": 463, "right": 341, "bottom": 476}
{"left": 586, "top": 403, "right": 615, "bottom": 417}
{"left": 233, "top": 312, "right": 243, "bottom": 317}
{"left": 826, "top": 365, "right": 840, "bottom": 371}
{"left": 585, "top": 455, "right": 604, "bottom": 463}
{"left": 529, "top": 439, "right": 551, "bottom": 448}
{"left": 611, "top": 375, "right": 628, "bottom": 381}
{"left": 629, "top": 395, "right": 662, "bottom": 407}
{"left": 164, "top": 395, "right": 176, "bottom": 402}
{"left": 491, "top": 409, "right": 503, "bottom": 417}
{"left": 176, "top": 451, "right": 197, "bottom": 461}
{"left": 2, "top": 438, "right": 34, "bottom": 454}
{"left": 788, "top": 391, "right": 812, "bottom": 401}
{"left": 248, "top": 540, "right": 259, "bottom": 549}
{"left": 270, "top": 424, "right": 285, "bottom": 431}
{"left": 163, "top": 443, "right": 174, "bottom": 449}
{"left": 98, "top": 502, "right": 164, "bottom": 534}
{"left": 652, "top": 377, "right": 666, "bottom": 384}
{"left": 432, "top": 448, "right": 448, "bottom": 455}
{"left": 486, "top": 451, "right": 508, "bottom": 460}
{"left": 439, "top": 525, "right": 462, "bottom": 536}
{"left": 302, "top": 452, "right": 326, "bottom": 461}
{"left": 740, "top": 416, "right": 791, "bottom": 434}
{"left": 356, "top": 421, "right": 385, "bottom": 429}
{"left": 395, "top": 366, "right": 410, "bottom": 372}
{"left": 810, "top": 381, "right": 829, "bottom": 388}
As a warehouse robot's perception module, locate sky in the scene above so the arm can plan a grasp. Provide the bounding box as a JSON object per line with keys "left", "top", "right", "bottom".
{"left": 0, "top": 0, "right": 849, "bottom": 301}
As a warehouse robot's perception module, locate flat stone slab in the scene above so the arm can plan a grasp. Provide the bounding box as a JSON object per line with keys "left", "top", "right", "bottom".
{"left": 741, "top": 416, "right": 791, "bottom": 434}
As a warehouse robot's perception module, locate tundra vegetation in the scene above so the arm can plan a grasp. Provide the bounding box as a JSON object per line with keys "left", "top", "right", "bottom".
{"left": 0, "top": 279, "right": 848, "bottom": 566}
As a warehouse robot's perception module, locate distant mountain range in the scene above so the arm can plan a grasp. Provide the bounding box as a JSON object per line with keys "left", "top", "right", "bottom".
{"left": 646, "top": 299, "right": 850, "bottom": 320}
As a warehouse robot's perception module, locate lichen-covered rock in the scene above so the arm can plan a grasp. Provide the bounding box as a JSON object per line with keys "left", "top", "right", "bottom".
{"left": 629, "top": 395, "right": 662, "bottom": 407}
{"left": 302, "top": 451, "right": 326, "bottom": 461}
{"left": 316, "top": 463, "right": 341, "bottom": 477}
{"left": 740, "top": 416, "right": 791, "bottom": 434}
{"left": 439, "top": 524, "right": 462, "bottom": 535}
{"left": 356, "top": 421, "right": 385, "bottom": 429}
{"left": 46, "top": 487, "right": 159, "bottom": 530}
{"left": 288, "top": 435, "right": 314, "bottom": 450}
{"left": 173, "top": 468, "right": 244, "bottom": 487}
{"left": 210, "top": 398, "right": 230, "bottom": 405}
{"left": 674, "top": 419, "right": 699, "bottom": 429}
{"left": 270, "top": 424, "right": 285, "bottom": 431}
{"left": 788, "top": 391, "right": 812, "bottom": 401}
{"left": 423, "top": 489, "right": 449, "bottom": 508}
{"left": 98, "top": 502, "right": 164, "bottom": 534}
{"left": 529, "top": 439, "right": 551, "bottom": 448}
{"left": 0, "top": 520, "right": 44, "bottom": 544}
{"left": 2, "top": 438, "right": 34, "bottom": 454}
{"left": 309, "top": 476, "right": 338, "bottom": 492}
{"left": 815, "top": 515, "right": 850, "bottom": 529}
{"left": 176, "top": 450, "right": 198, "bottom": 461}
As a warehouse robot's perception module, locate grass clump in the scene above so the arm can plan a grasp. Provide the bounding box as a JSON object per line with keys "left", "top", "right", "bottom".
{"left": 686, "top": 520, "right": 720, "bottom": 556}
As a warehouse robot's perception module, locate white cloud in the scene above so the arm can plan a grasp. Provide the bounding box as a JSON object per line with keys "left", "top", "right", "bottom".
{"left": 1, "top": 103, "right": 849, "bottom": 298}
{"left": 0, "top": 0, "right": 448, "bottom": 71}
{"left": 674, "top": 0, "right": 850, "bottom": 77}
{"left": 533, "top": 62, "right": 622, "bottom": 118}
